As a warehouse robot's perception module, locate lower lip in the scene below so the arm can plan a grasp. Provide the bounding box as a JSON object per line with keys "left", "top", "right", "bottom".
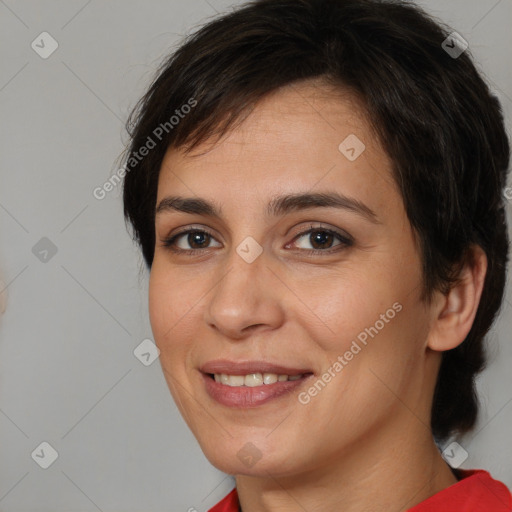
{"left": 202, "top": 373, "right": 312, "bottom": 408}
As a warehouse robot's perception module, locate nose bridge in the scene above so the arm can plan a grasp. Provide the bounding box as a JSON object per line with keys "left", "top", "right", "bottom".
{"left": 214, "top": 236, "right": 267, "bottom": 309}
{"left": 204, "top": 235, "right": 282, "bottom": 336}
{"left": 219, "top": 208, "right": 269, "bottom": 286}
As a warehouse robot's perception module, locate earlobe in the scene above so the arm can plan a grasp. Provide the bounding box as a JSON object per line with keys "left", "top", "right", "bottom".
{"left": 427, "top": 245, "right": 487, "bottom": 352}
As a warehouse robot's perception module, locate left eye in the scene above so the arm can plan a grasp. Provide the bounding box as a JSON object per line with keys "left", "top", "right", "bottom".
{"left": 292, "top": 227, "right": 352, "bottom": 252}
{"left": 161, "top": 225, "right": 352, "bottom": 254}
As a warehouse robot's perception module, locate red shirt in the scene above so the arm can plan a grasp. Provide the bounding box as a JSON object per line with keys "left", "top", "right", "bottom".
{"left": 208, "top": 469, "right": 512, "bottom": 512}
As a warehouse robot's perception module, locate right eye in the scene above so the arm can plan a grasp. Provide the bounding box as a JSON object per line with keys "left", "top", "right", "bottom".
{"left": 161, "top": 228, "right": 222, "bottom": 254}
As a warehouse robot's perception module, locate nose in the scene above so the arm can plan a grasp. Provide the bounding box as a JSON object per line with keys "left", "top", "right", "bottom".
{"left": 203, "top": 246, "right": 286, "bottom": 340}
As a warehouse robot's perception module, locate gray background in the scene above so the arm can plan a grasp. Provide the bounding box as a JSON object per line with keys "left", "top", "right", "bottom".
{"left": 0, "top": 1, "right": 511, "bottom": 511}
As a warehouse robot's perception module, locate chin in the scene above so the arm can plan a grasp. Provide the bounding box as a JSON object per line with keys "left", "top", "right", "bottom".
{"left": 199, "top": 436, "right": 299, "bottom": 477}
{"left": 205, "top": 453, "right": 277, "bottom": 477}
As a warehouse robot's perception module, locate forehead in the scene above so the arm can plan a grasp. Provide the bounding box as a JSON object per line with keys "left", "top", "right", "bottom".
{"left": 157, "top": 82, "right": 399, "bottom": 219}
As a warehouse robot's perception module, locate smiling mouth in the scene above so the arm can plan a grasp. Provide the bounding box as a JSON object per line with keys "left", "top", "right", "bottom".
{"left": 207, "top": 372, "right": 313, "bottom": 387}
{"left": 202, "top": 371, "right": 314, "bottom": 407}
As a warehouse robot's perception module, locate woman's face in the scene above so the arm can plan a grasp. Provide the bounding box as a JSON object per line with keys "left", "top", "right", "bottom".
{"left": 149, "top": 82, "right": 439, "bottom": 477}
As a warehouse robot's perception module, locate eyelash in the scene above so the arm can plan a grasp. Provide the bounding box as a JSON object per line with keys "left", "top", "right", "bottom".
{"left": 160, "top": 224, "right": 353, "bottom": 256}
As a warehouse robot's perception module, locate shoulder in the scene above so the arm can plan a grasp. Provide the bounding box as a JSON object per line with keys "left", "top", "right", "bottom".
{"left": 207, "top": 487, "right": 239, "bottom": 512}
{"left": 407, "top": 469, "right": 512, "bottom": 512}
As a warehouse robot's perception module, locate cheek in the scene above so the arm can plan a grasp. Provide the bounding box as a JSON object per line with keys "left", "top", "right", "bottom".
{"left": 296, "top": 256, "right": 424, "bottom": 373}
{"left": 148, "top": 266, "right": 186, "bottom": 356}
{"left": 148, "top": 263, "right": 209, "bottom": 386}
{"left": 291, "top": 265, "right": 390, "bottom": 349}
{"left": 148, "top": 273, "right": 166, "bottom": 341}
{"left": 148, "top": 268, "right": 194, "bottom": 406}
{"left": 149, "top": 260, "right": 191, "bottom": 333}
{"left": 294, "top": 292, "right": 425, "bottom": 442}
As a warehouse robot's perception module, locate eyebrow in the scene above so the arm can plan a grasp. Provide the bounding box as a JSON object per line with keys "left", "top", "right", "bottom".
{"left": 155, "top": 192, "right": 380, "bottom": 224}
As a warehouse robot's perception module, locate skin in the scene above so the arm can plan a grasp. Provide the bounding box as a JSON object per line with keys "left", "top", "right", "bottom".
{"left": 149, "top": 80, "right": 487, "bottom": 512}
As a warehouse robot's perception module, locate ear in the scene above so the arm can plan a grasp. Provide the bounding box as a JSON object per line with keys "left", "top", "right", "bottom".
{"left": 427, "top": 245, "right": 488, "bottom": 352}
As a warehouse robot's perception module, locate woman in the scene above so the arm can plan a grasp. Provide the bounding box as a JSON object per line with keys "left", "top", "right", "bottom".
{"left": 121, "top": 0, "right": 512, "bottom": 510}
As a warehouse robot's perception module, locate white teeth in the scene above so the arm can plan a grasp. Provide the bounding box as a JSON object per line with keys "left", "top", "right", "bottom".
{"left": 263, "top": 373, "right": 278, "bottom": 384}
{"left": 213, "top": 373, "right": 304, "bottom": 386}
{"left": 244, "top": 373, "right": 263, "bottom": 387}
{"left": 226, "top": 375, "right": 245, "bottom": 387}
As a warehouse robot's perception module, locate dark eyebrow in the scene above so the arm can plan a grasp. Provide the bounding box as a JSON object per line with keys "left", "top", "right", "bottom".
{"left": 155, "top": 192, "right": 380, "bottom": 224}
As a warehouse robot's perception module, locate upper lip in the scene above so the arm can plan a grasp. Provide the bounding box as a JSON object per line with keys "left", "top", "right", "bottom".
{"left": 200, "top": 359, "right": 313, "bottom": 376}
